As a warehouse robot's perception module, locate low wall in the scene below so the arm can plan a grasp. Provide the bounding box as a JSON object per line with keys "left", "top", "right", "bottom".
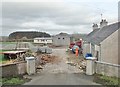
{"left": 0, "top": 61, "right": 27, "bottom": 77}
{"left": 95, "top": 61, "right": 120, "bottom": 78}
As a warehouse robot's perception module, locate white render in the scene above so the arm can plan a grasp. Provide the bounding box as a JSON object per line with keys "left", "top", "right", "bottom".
{"left": 100, "top": 30, "right": 119, "bottom": 64}
{"left": 82, "top": 41, "right": 90, "bottom": 57}
{"left": 34, "top": 37, "right": 53, "bottom": 44}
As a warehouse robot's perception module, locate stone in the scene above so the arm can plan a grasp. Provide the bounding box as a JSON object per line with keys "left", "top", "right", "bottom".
{"left": 45, "top": 48, "right": 52, "bottom": 54}
{"left": 36, "top": 65, "right": 43, "bottom": 69}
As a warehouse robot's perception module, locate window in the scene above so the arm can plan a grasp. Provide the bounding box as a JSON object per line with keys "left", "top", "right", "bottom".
{"left": 58, "top": 38, "right": 60, "bottom": 39}
{"left": 63, "top": 38, "right": 65, "bottom": 39}
{"left": 41, "top": 39, "right": 45, "bottom": 42}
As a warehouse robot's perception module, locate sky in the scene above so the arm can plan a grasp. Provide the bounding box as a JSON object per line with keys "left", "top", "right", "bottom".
{"left": 1, "top": 0, "right": 119, "bottom": 36}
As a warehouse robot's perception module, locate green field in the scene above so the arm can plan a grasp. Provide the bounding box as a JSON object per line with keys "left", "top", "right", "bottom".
{"left": 0, "top": 50, "right": 10, "bottom": 63}
{"left": 0, "top": 50, "right": 4, "bottom": 62}
{"left": 0, "top": 42, "right": 17, "bottom": 62}
{"left": 0, "top": 42, "right": 17, "bottom": 44}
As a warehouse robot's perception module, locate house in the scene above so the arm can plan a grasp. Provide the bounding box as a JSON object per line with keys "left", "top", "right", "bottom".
{"left": 83, "top": 20, "right": 120, "bottom": 64}
{"left": 82, "top": 28, "right": 99, "bottom": 58}
{"left": 34, "top": 37, "right": 53, "bottom": 44}
{"left": 53, "top": 32, "right": 70, "bottom": 46}
{"left": 83, "top": 19, "right": 120, "bottom": 77}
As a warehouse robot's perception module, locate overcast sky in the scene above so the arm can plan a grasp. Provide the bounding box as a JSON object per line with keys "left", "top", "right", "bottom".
{"left": 1, "top": 0, "right": 119, "bottom": 36}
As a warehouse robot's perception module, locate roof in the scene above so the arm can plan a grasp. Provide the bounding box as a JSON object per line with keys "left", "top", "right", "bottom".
{"left": 3, "top": 51, "right": 25, "bottom": 54}
{"left": 83, "top": 29, "right": 99, "bottom": 41}
{"left": 55, "top": 32, "right": 70, "bottom": 37}
{"left": 85, "top": 22, "right": 120, "bottom": 45}
{"left": 34, "top": 37, "right": 52, "bottom": 40}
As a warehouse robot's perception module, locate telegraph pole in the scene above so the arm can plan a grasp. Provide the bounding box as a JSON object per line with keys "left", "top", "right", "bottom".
{"left": 101, "top": 14, "right": 103, "bottom": 20}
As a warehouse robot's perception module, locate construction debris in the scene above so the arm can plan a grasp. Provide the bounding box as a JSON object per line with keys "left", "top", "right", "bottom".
{"left": 36, "top": 54, "right": 58, "bottom": 66}
{"left": 41, "top": 54, "right": 56, "bottom": 63}
{"left": 35, "top": 54, "right": 59, "bottom": 74}
{"left": 36, "top": 46, "right": 52, "bottom": 54}
{"left": 36, "top": 65, "right": 43, "bottom": 69}
{"left": 66, "top": 61, "right": 77, "bottom": 66}
{"left": 66, "top": 57, "right": 86, "bottom": 71}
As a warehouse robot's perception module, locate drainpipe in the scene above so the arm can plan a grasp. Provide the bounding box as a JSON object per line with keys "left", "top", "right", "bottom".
{"left": 99, "top": 44, "right": 101, "bottom": 61}
{"left": 90, "top": 43, "right": 92, "bottom": 53}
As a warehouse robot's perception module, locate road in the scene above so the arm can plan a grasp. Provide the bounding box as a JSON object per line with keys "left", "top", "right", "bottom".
{"left": 24, "top": 48, "right": 100, "bottom": 85}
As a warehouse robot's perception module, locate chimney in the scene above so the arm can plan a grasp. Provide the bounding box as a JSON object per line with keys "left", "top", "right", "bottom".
{"left": 100, "top": 19, "right": 108, "bottom": 28}
{"left": 92, "top": 23, "right": 98, "bottom": 30}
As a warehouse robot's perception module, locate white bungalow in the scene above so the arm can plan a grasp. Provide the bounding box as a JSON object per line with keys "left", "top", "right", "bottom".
{"left": 34, "top": 37, "right": 53, "bottom": 44}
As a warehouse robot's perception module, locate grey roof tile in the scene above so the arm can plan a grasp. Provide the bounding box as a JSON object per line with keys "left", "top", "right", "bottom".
{"left": 85, "top": 22, "right": 120, "bottom": 45}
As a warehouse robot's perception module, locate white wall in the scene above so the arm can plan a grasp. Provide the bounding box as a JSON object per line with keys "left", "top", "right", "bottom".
{"left": 82, "top": 42, "right": 90, "bottom": 57}
{"left": 34, "top": 39, "right": 53, "bottom": 44}
{"left": 95, "top": 45, "right": 100, "bottom": 51}
{"left": 100, "top": 30, "right": 119, "bottom": 64}
{"left": 53, "top": 35, "right": 70, "bottom": 46}
{"left": 95, "top": 61, "right": 120, "bottom": 78}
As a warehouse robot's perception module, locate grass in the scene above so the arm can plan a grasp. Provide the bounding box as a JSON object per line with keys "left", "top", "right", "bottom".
{"left": 94, "top": 74, "right": 120, "bottom": 86}
{"left": 0, "top": 50, "right": 7, "bottom": 64}
{"left": 2, "top": 78, "right": 24, "bottom": 85}
{"left": 0, "top": 76, "right": 31, "bottom": 85}
{"left": 0, "top": 51, "right": 5, "bottom": 63}
{"left": 0, "top": 60, "right": 6, "bottom": 64}
{"left": 0, "top": 42, "right": 17, "bottom": 44}
{"left": 0, "top": 53, "right": 3, "bottom": 57}
{"left": 0, "top": 50, "right": 15, "bottom": 64}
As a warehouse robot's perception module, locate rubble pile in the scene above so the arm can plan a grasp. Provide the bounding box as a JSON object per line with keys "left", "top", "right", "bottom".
{"left": 77, "top": 59, "right": 86, "bottom": 70}
{"left": 37, "top": 54, "right": 58, "bottom": 65}
{"left": 36, "top": 54, "right": 59, "bottom": 72}
{"left": 66, "top": 58, "right": 86, "bottom": 71}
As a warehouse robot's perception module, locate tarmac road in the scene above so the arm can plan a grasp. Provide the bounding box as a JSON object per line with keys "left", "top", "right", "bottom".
{"left": 24, "top": 73, "right": 99, "bottom": 85}
{"left": 24, "top": 48, "right": 100, "bottom": 85}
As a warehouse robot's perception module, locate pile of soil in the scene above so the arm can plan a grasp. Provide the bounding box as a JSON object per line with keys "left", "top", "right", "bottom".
{"left": 36, "top": 54, "right": 60, "bottom": 72}
{"left": 41, "top": 54, "right": 56, "bottom": 63}
{"left": 36, "top": 54, "right": 59, "bottom": 66}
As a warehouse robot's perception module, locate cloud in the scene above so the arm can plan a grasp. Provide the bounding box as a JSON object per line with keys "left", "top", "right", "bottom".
{"left": 1, "top": 0, "right": 118, "bottom": 36}
{"left": 3, "top": 0, "right": 119, "bottom": 2}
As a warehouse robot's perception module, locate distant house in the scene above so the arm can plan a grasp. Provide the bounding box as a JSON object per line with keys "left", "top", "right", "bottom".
{"left": 34, "top": 37, "right": 53, "bottom": 44}
{"left": 83, "top": 19, "right": 120, "bottom": 77}
{"left": 53, "top": 33, "right": 70, "bottom": 46}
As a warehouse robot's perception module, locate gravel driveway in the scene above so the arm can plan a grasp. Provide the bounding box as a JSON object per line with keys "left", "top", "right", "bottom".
{"left": 41, "top": 48, "right": 83, "bottom": 74}
{"left": 24, "top": 48, "right": 100, "bottom": 85}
